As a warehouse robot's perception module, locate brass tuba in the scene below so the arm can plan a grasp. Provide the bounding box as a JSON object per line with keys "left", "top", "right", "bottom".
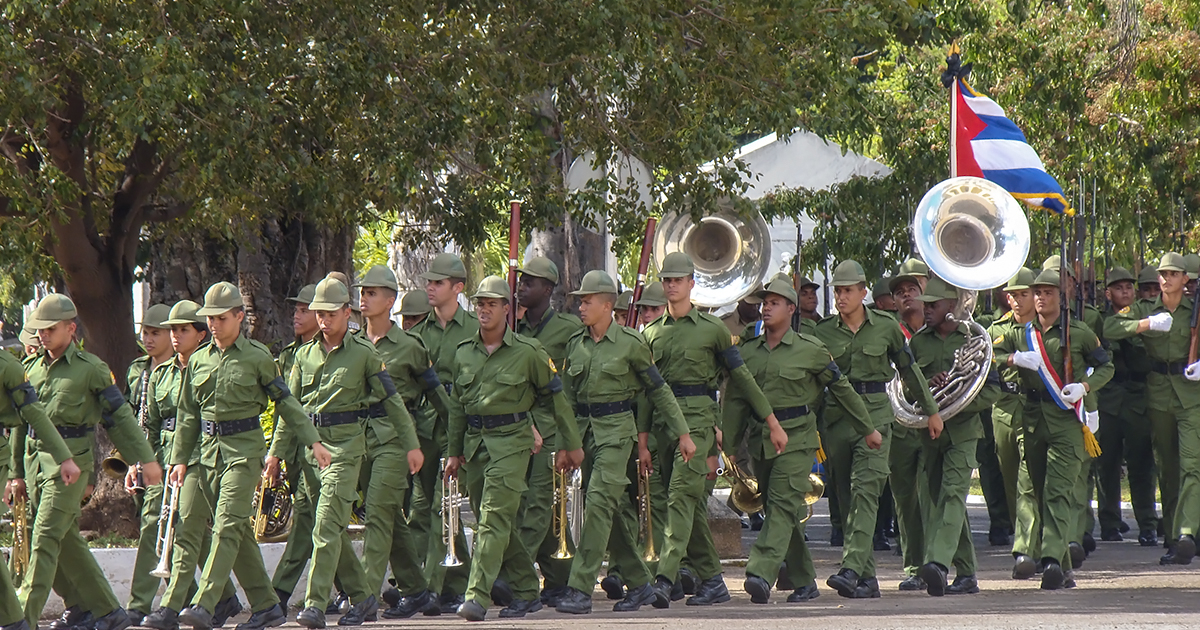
{"left": 799, "top": 473, "right": 825, "bottom": 523}
{"left": 253, "top": 469, "right": 292, "bottom": 543}
{"left": 10, "top": 493, "right": 29, "bottom": 580}
{"left": 716, "top": 452, "right": 762, "bottom": 514}
{"left": 653, "top": 202, "right": 773, "bottom": 308}
{"left": 889, "top": 176, "right": 1029, "bottom": 428}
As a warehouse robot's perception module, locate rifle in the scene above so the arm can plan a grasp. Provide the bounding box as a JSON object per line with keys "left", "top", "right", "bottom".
{"left": 792, "top": 223, "right": 803, "bottom": 332}
{"left": 1060, "top": 214, "right": 1072, "bottom": 388}
{"left": 1089, "top": 178, "right": 1097, "bottom": 307}
{"left": 507, "top": 200, "right": 521, "bottom": 330}
{"left": 1190, "top": 290, "right": 1200, "bottom": 365}
{"left": 624, "top": 218, "right": 657, "bottom": 328}
{"left": 822, "top": 231, "right": 831, "bottom": 317}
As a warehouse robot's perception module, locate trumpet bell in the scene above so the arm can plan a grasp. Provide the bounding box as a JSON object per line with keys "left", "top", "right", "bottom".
{"left": 804, "top": 473, "right": 825, "bottom": 506}
{"left": 654, "top": 202, "right": 772, "bottom": 308}
{"left": 913, "top": 176, "right": 1030, "bottom": 290}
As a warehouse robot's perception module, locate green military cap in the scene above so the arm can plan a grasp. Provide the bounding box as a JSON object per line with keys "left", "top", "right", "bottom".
{"left": 755, "top": 276, "right": 797, "bottom": 305}
{"left": 830, "top": 260, "right": 867, "bottom": 287}
{"left": 141, "top": 304, "right": 172, "bottom": 331}
{"left": 658, "top": 252, "right": 695, "bottom": 278}
{"left": 615, "top": 290, "right": 633, "bottom": 312}
{"left": 569, "top": 270, "right": 618, "bottom": 295}
{"left": 162, "top": 300, "right": 204, "bottom": 326}
{"left": 918, "top": 276, "right": 958, "bottom": 302}
{"left": 889, "top": 258, "right": 929, "bottom": 292}
{"left": 27, "top": 294, "right": 78, "bottom": 329}
{"left": 471, "top": 275, "right": 511, "bottom": 301}
{"left": 1105, "top": 267, "right": 1135, "bottom": 286}
{"left": 287, "top": 284, "right": 317, "bottom": 304}
{"left": 1138, "top": 266, "right": 1160, "bottom": 284}
{"left": 309, "top": 278, "right": 351, "bottom": 311}
{"left": 1005, "top": 267, "right": 1037, "bottom": 291}
{"left": 1042, "top": 254, "right": 1078, "bottom": 278}
{"left": 518, "top": 256, "right": 560, "bottom": 285}
{"left": 798, "top": 275, "right": 819, "bottom": 290}
{"left": 420, "top": 253, "right": 467, "bottom": 281}
{"left": 1184, "top": 253, "right": 1200, "bottom": 280}
{"left": 1032, "top": 268, "right": 1061, "bottom": 287}
{"left": 18, "top": 327, "right": 38, "bottom": 348}
{"left": 354, "top": 265, "right": 399, "bottom": 291}
{"left": 397, "top": 291, "right": 431, "bottom": 316}
{"left": 872, "top": 278, "right": 893, "bottom": 300}
{"left": 196, "top": 281, "right": 244, "bottom": 316}
{"left": 635, "top": 282, "right": 665, "bottom": 307}
{"left": 1158, "top": 252, "right": 1186, "bottom": 272}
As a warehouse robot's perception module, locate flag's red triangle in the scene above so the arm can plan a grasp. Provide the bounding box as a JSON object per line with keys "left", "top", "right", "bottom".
{"left": 954, "top": 80, "right": 986, "bottom": 178}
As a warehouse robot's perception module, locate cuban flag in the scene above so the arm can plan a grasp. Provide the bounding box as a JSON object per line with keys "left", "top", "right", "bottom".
{"left": 954, "top": 78, "right": 1072, "bottom": 215}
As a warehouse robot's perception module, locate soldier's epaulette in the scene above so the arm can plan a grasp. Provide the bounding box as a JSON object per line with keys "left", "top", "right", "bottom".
{"left": 797, "top": 332, "right": 828, "bottom": 350}
{"left": 997, "top": 310, "right": 1014, "bottom": 322}
{"left": 567, "top": 326, "right": 589, "bottom": 342}
{"left": 695, "top": 310, "right": 729, "bottom": 330}
{"left": 816, "top": 314, "right": 839, "bottom": 326}
{"left": 247, "top": 338, "right": 275, "bottom": 356}
{"left": 616, "top": 326, "right": 647, "bottom": 344}
{"left": 870, "top": 307, "right": 898, "bottom": 321}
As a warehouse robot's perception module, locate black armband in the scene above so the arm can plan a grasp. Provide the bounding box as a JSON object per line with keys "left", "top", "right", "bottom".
{"left": 101, "top": 384, "right": 126, "bottom": 410}
{"left": 8, "top": 381, "right": 37, "bottom": 408}
{"left": 540, "top": 374, "right": 564, "bottom": 395}
{"left": 265, "top": 376, "right": 291, "bottom": 401}
{"left": 642, "top": 365, "right": 666, "bottom": 389}
{"left": 1088, "top": 346, "right": 1111, "bottom": 365}
{"left": 418, "top": 367, "right": 442, "bottom": 391}
{"left": 824, "top": 362, "right": 844, "bottom": 382}
{"left": 719, "top": 345, "right": 745, "bottom": 371}
{"left": 375, "top": 371, "right": 398, "bottom": 397}
{"left": 891, "top": 345, "right": 916, "bottom": 369}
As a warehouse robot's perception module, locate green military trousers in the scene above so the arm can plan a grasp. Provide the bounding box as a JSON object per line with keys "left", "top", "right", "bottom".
{"left": 193, "top": 455, "right": 279, "bottom": 613}
{"left": 1149, "top": 396, "right": 1200, "bottom": 541}
{"left": 653, "top": 423, "right": 720, "bottom": 584}
{"left": 922, "top": 433, "right": 978, "bottom": 576}
{"left": 462, "top": 444, "right": 538, "bottom": 607}
{"left": 1022, "top": 406, "right": 1085, "bottom": 568}
{"left": 888, "top": 426, "right": 927, "bottom": 576}
{"left": 1094, "top": 385, "right": 1157, "bottom": 534}
{"left": 0, "top": 557, "right": 23, "bottom": 625}
{"left": 128, "top": 483, "right": 164, "bottom": 613}
{"left": 605, "top": 428, "right": 669, "bottom": 584}
{"left": 160, "top": 465, "right": 236, "bottom": 611}
{"left": 744, "top": 447, "right": 818, "bottom": 587}
{"left": 567, "top": 431, "right": 651, "bottom": 593}
{"left": 824, "top": 402, "right": 892, "bottom": 579}
{"left": 977, "top": 410, "right": 1012, "bottom": 533}
{"left": 304, "top": 451, "right": 371, "bottom": 610}
{"left": 411, "top": 433, "right": 471, "bottom": 597}
{"left": 506, "top": 445, "right": 571, "bottom": 594}
{"left": 271, "top": 464, "right": 319, "bottom": 600}
{"left": 991, "top": 405, "right": 1023, "bottom": 529}
{"left": 357, "top": 433, "right": 426, "bottom": 597}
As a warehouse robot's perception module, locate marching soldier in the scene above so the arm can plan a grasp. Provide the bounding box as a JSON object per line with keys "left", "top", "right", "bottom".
{"left": 635, "top": 283, "right": 667, "bottom": 325}
{"left": 143, "top": 301, "right": 241, "bottom": 630}
{"left": 797, "top": 277, "right": 821, "bottom": 323}
{"left": 510, "top": 257, "right": 584, "bottom": 608}
{"left": 554, "top": 270, "right": 696, "bottom": 614}
{"left": 730, "top": 276, "right": 870, "bottom": 604}
{"left": 871, "top": 280, "right": 896, "bottom": 312}
{"left": 815, "top": 260, "right": 941, "bottom": 599}
{"left": 994, "top": 268, "right": 1113, "bottom": 589}
{"left": 354, "top": 265, "right": 450, "bottom": 618}
{"left": 613, "top": 290, "right": 633, "bottom": 325}
{"left": 410, "top": 253, "right": 476, "bottom": 614}
{"left": 1106, "top": 253, "right": 1200, "bottom": 565}
{"left": 643, "top": 252, "right": 782, "bottom": 607}
{"left": 398, "top": 291, "right": 431, "bottom": 331}
{"left": 1184, "top": 254, "right": 1200, "bottom": 298}
{"left": 167, "top": 282, "right": 331, "bottom": 630}
{"left": 1138, "top": 267, "right": 1162, "bottom": 301}
{"left": 13, "top": 294, "right": 161, "bottom": 628}
{"left": 442, "top": 276, "right": 583, "bottom": 621}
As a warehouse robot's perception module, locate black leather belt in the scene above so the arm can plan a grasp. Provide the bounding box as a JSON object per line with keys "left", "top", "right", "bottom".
{"left": 466, "top": 412, "right": 527, "bottom": 430}
{"left": 774, "top": 405, "right": 811, "bottom": 421}
{"left": 575, "top": 400, "right": 632, "bottom": 418}
{"left": 671, "top": 384, "right": 717, "bottom": 400}
{"left": 367, "top": 401, "right": 421, "bottom": 418}
{"left": 28, "top": 425, "right": 93, "bottom": 440}
{"left": 1026, "top": 389, "right": 1057, "bottom": 403}
{"left": 1151, "top": 361, "right": 1186, "bottom": 376}
{"left": 310, "top": 410, "right": 362, "bottom": 427}
{"left": 999, "top": 381, "right": 1022, "bottom": 395}
{"left": 161, "top": 416, "right": 177, "bottom": 432}
{"left": 201, "top": 416, "right": 260, "bottom": 436}
{"left": 851, "top": 381, "right": 888, "bottom": 395}
{"left": 1112, "top": 373, "right": 1148, "bottom": 384}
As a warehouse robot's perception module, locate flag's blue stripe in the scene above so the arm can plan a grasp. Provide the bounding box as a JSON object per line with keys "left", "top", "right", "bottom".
{"left": 983, "top": 167, "right": 1066, "bottom": 196}
{"left": 974, "top": 114, "right": 1030, "bottom": 143}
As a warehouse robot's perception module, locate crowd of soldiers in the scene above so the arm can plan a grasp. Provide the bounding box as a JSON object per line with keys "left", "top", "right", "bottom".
{"left": 0, "top": 244, "right": 1196, "bottom": 630}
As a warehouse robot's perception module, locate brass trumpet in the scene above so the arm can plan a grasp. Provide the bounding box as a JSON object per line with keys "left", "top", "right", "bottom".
{"left": 151, "top": 482, "right": 180, "bottom": 578}
{"left": 716, "top": 453, "right": 762, "bottom": 514}
{"left": 439, "top": 458, "right": 464, "bottom": 567}
{"left": 550, "top": 453, "right": 581, "bottom": 560}
{"left": 637, "top": 469, "right": 657, "bottom": 563}
{"left": 10, "top": 494, "right": 29, "bottom": 581}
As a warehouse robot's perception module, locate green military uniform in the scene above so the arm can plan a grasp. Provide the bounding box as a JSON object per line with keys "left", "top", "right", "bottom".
{"left": 729, "top": 278, "right": 871, "bottom": 603}
{"left": 641, "top": 253, "right": 775, "bottom": 602}
{"left": 994, "top": 270, "right": 1113, "bottom": 586}
{"left": 813, "top": 262, "right": 938, "bottom": 596}
{"left": 1095, "top": 269, "right": 1158, "bottom": 541}
{"left": 170, "top": 283, "right": 322, "bottom": 623}
{"left": 1105, "top": 253, "right": 1200, "bottom": 560}
{"left": 556, "top": 271, "right": 689, "bottom": 613}
{"left": 17, "top": 295, "right": 157, "bottom": 625}
{"left": 410, "top": 255, "right": 477, "bottom": 606}
{"left": 447, "top": 277, "right": 582, "bottom": 619}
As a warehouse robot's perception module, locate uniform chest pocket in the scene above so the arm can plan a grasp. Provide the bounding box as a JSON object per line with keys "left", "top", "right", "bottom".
{"left": 495, "top": 372, "right": 525, "bottom": 386}
{"left": 860, "top": 343, "right": 890, "bottom": 370}
{"left": 600, "top": 361, "right": 630, "bottom": 377}
{"left": 826, "top": 341, "right": 849, "bottom": 360}
{"left": 327, "top": 366, "right": 361, "bottom": 390}
{"left": 566, "top": 363, "right": 585, "bottom": 378}
{"left": 191, "top": 368, "right": 216, "bottom": 390}
{"left": 455, "top": 371, "right": 477, "bottom": 392}
{"left": 777, "top": 366, "right": 812, "bottom": 383}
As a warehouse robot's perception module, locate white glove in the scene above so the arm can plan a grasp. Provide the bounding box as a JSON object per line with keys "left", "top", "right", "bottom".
{"left": 1147, "top": 312, "right": 1173, "bottom": 332}
{"left": 1186, "top": 361, "right": 1200, "bottom": 382}
{"left": 1060, "top": 383, "right": 1086, "bottom": 405}
{"left": 1084, "top": 410, "right": 1100, "bottom": 434}
{"left": 1011, "top": 351, "right": 1043, "bottom": 371}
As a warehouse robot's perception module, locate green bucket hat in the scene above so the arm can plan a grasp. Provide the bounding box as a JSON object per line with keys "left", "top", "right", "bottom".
{"left": 872, "top": 278, "right": 893, "bottom": 300}
{"left": 519, "top": 257, "right": 560, "bottom": 285}
{"left": 420, "top": 253, "right": 467, "bottom": 281}
{"left": 196, "top": 281, "right": 245, "bottom": 317}
{"left": 162, "top": 300, "right": 205, "bottom": 326}
{"left": 354, "top": 265, "right": 400, "bottom": 291}
{"left": 27, "top": 294, "right": 78, "bottom": 329}
{"left": 569, "top": 270, "right": 618, "bottom": 295}
{"left": 398, "top": 291, "right": 431, "bottom": 316}
{"left": 888, "top": 258, "right": 930, "bottom": 293}
{"left": 634, "top": 282, "right": 665, "bottom": 307}
{"left": 1159, "top": 252, "right": 1186, "bottom": 273}
{"left": 918, "top": 276, "right": 958, "bottom": 302}
{"left": 1032, "top": 269, "right": 1061, "bottom": 287}
{"left": 1184, "top": 253, "right": 1200, "bottom": 280}
{"left": 287, "top": 284, "right": 317, "bottom": 305}
{"left": 615, "top": 290, "right": 633, "bottom": 312}
{"left": 755, "top": 276, "right": 798, "bottom": 305}
{"left": 1042, "top": 254, "right": 1078, "bottom": 278}
{"left": 141, "top": 304, "right": 172, "bottom": 331}
{"left": 830, "top": 260, "right": 867, "bottom": 287}
{"left": 1004, "top": 267, "right": 1037, "bottom": 291}
{"left": 471, "top": 275, "right": 511, "bottom": 301}
{"left": 18, "top": 327, "right": 38, "bottom": 348}
{"left": 797, "top": 275, "right": 818, "bottom": 290}
{"left": 309, "top": 278, "right": 351, "bottom": 311}
{"left": 1138, "top": 267, "right": 1161, "bottom": 284}
{"left": 658, "top": 252, "right": 695, "bottom": 278}
{"left": 1105, "top": 267, "right": 1135, "bottom": 286}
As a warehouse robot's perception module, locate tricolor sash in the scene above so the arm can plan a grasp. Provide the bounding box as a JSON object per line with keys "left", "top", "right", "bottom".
{"left": 1024, "top": 322, "right": 1083, "bottom": 421}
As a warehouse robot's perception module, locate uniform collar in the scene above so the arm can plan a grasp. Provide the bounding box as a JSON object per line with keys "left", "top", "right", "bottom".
{"left": 664, "top": 304, "right": 703, "bottom": 324}
{"left": 472, "top": 327, "right": 517, "bottom": 349}
{"left": 522, "top": 307, "right": 556, "bottom": 329}
{"left": 383, "top": 321, "right": 407, "bottom": 344}
{"left": 50, "top": 340, "right": 82, "bottom": 364}
{"left": 835, "top": 304, "right": 877, "bottom": 330}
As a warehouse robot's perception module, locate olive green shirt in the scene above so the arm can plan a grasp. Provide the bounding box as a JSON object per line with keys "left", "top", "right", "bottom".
{"left": 447, "top": 330, "right": 582, "bottom": 459}
{"left": 518, "top": 308, "right": 584, "bottom": 439}
{"left": 909, "top": 321, "right": 996, "bottom": 443}
{"left": 171, "top": 334, "right": 320, "bottom": 467}
{"left": 1099, "top": 304, "right": 1150, "bottom": 412}
{"left": 149, "top": 356, "right": 200, "bottom": 467}
{"left": 993, "top": 314, "right": 1114, "bottom": 418}
{"left": 365, "top": 323, "right": 452, "bottom": 442}
{"left": 988, "top": 312, "right": 1025, "bottom": 416}
{"left": 127, "top": 355, "right": 164, "bottom": 458}
{"left": 0, "top": 350, "right": 73, "bottom": 474}
{"left": 412, "top": 305, "right": 479, "bottom": 387}
{"left": 1105, "top": 295, "right": 1200, "bottom": 409}
{"left": 726, "top": 329, "right": 871, "bottom": 459}
{"left": 562, "top": 323, "right": 688, "bottom": 445}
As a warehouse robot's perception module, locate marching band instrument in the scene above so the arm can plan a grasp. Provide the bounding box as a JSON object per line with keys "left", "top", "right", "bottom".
{"left": 103, "top": 370, "right": 151, "bottom": 491}
{"left": 799, "top": 473, "right": 825, "bottom": 524}
{"left": 890, "top": 176, "right": 1029, "bottom": 428}
{"left": 440, "top": 458, "right": 464, "bottom": 567}
{"left": 716, "top": 452, "right": 762, "bottom": 514}
{"left": 253, "top": 470, "right": 292, "bottom": 543}
{"left": 550, "top": 453, "right": 582, "bottom": 559}
{"left": 150, "top": 482, "right": 180, "bottom": 578}
{"left": 653, "top": 203, "right": 772, "bottom": 308}
{"left": 637, "top": 468, "right": 658, "bottom": 562}
{"left": 10, "top": 494, "right": 29, "bottom": 581}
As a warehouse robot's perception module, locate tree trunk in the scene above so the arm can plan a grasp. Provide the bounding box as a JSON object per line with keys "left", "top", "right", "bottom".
{"left": 529, "top": 213, "right": 606, "bottom": 315}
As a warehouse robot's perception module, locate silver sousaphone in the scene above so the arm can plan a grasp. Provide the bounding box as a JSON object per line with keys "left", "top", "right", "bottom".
{"left": 653, "top": 199, "right": 772, "bottom": 308}
{"left": 889, "top": 177, "right": 1030, "bottom": 428}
